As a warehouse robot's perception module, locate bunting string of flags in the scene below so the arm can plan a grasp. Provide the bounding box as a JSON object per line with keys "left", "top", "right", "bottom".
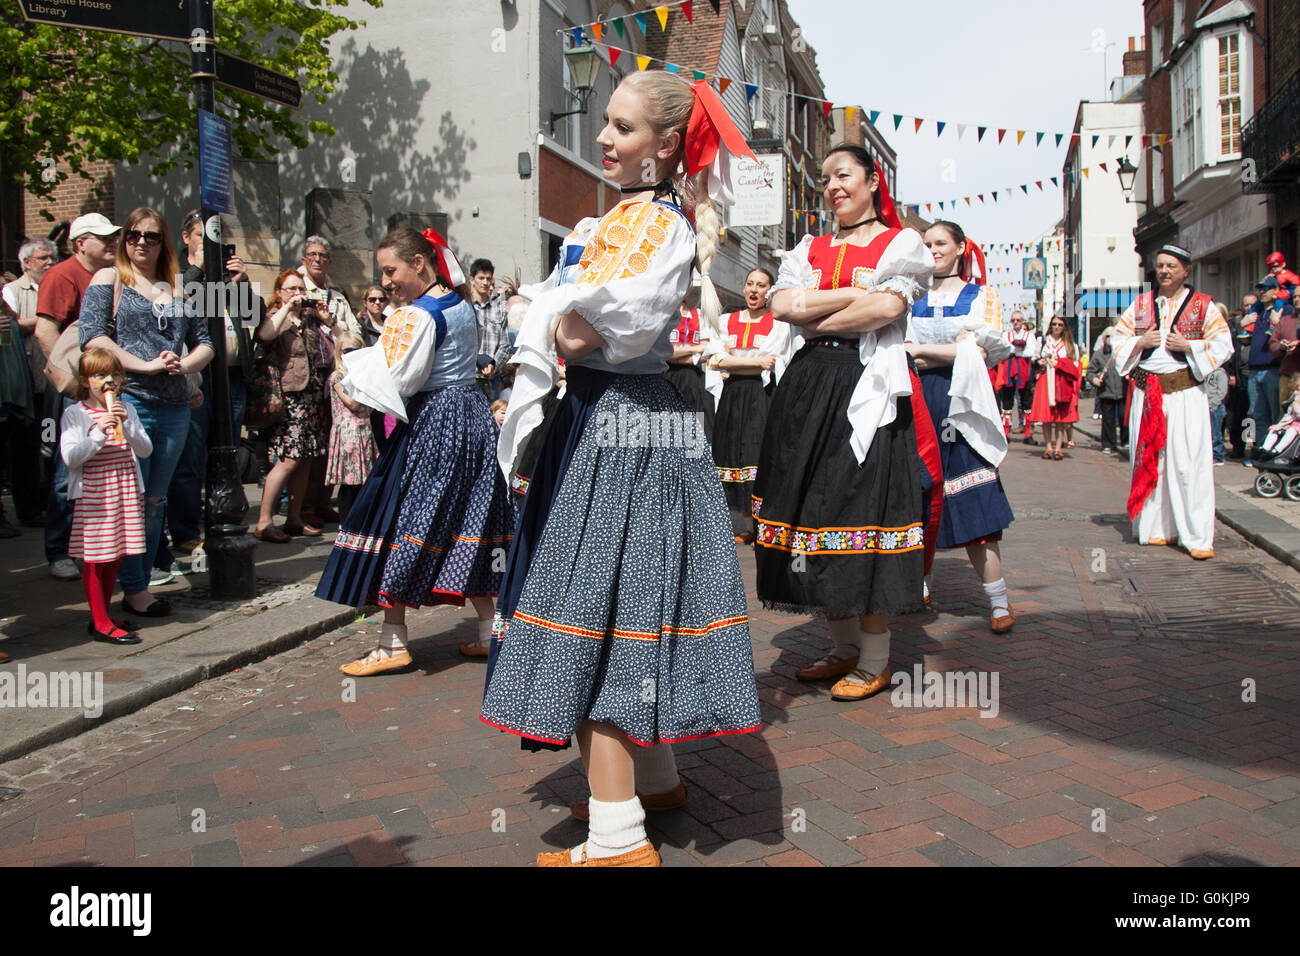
{"left": 558, "top": 4, "right": 1169, "bottom": 148}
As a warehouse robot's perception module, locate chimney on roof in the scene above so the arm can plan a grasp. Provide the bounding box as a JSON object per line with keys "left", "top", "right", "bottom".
{"left": 1122, "top": 36, "right": 1147, "bottom": 76}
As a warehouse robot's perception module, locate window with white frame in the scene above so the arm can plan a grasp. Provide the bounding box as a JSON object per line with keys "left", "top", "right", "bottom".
{"left": 1171, "top": 45, "right": 1201, "bottom": 182}
{"left": 1218, "top": 33, "right": 1242, "bottom": 157}
{"left": 1172, "top": 0, "right": 1184, "bottom": 42}
{"left": 1150, "top": 20, "right": 1164, "bottom": 65}
{"left": 1151, "top": 145, "right": 1165, "bottom": 207}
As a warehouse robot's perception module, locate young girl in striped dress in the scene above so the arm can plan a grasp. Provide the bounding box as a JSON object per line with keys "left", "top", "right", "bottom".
{"left": 61, "top": 347, "right": 153, "bottom": 644}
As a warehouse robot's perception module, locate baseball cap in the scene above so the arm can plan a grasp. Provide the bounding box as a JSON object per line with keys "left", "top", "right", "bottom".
{"left": 69, "top": 213, "right": 120, "bottom": 239}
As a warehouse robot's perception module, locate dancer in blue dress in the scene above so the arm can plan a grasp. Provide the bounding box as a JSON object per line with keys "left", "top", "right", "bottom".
{"left": 316, "top": 227, "right": 515, "bottom": 673}
{"left": 906, "top": 220, "right": 1017, "bottom": 632}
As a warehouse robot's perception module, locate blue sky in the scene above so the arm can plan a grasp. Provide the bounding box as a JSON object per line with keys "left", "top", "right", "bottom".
{"left": 787, "top": 0, "right": 1145, "bottom": 253}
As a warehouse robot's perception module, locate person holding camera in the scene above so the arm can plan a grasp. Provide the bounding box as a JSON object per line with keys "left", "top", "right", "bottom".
{"left": 251, "top": 270, "right": 332, "bottom": 542}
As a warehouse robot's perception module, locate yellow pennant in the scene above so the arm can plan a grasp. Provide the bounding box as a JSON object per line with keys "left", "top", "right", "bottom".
{"left": 845, "top": 106, "right": 856, "bottom": 124}
{"left": 1082, "top": 167, "right": 1090, "bottom": 179}
{"left": 637, "top": 54, "right": 650, "bottom": 71}
{"left": 655, "top": 6, "right": 669, "bottom": 29}
{"left": 1016, "top": 130, "right": 1026, "bottom": 145}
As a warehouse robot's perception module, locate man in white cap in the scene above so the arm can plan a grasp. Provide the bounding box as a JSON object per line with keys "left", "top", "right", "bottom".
{"left": 34, "top": 212, "right": 120, "bottom": 581}
{"left": 1110, "top": 243, "right": 1232, "bottom": 559}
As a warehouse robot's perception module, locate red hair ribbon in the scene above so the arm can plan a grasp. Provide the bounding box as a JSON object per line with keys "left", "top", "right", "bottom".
{"left": 962, "top": 237, "right": 987, "bottom": 286}
{"left": 422, "top": 227, "right": 466, "bottom": 286}
{"left": 685, "top": 80, "right": 757, "bottom": 188}
{"left": 871, "top": 160, "right": 901, "bottom": 230}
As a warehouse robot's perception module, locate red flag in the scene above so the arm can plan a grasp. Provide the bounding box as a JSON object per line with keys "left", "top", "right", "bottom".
{"left": 997, "top": 129, "right": 1007, "bottom": 143}
{"left": 914, "top": 117, "right": 924, "bottom": 133}
{"left": 609, "top": 46, "right": 621, "bottom": 67}
{"left": 682, "top": 1, "right": 693, "bottom": 24}
{"left": 718, "top": 77, "right": 731, "bottom": 96}
{"left": 822, "top": 100, "right": 833, "bottom": 120}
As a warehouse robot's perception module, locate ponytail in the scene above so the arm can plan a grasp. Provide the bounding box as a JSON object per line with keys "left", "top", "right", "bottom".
{"left": 691, "top": 168, "right": 724, "bottom": 338}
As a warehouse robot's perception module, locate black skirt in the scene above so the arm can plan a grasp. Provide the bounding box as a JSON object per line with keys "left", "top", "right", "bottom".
{"left": 714, "top": 374, "right": 769, "bottom": 536}
{"left": 753, "top": 337, "right": 924, "bottom": 617}
{"left": 664, "top": 362, "right": 716, "bottom": 446}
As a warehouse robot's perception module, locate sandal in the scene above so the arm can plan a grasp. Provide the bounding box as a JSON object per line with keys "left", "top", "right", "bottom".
{"left": 283, "top": 522, "right": 322, "bottom": 537}
{"left": 1042, "top": 451, "right": 1052, "bottom": 459}
{"left": 252, "top": 524, "right": 291, "bottom": 543}
{"left": 1053, "top": 451, "right": 1064, "bottom": 460}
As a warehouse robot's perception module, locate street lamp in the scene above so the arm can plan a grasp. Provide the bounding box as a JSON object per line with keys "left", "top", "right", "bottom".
{"left": 549, "top": 44, "right": 600, "bottom": 134}
{"left": 1116, "top": 156, "right": 1151, "bottom": 208}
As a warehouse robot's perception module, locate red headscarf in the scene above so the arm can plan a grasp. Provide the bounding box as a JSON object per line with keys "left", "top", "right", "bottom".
{"left": 422, "top": 227, "right": 466, "bottom": 287}
{"left": 871, "top": 159, "right": 901, "bottom": 230}
{"left": 962, "top": 238, "right": 988, "bottom": 285}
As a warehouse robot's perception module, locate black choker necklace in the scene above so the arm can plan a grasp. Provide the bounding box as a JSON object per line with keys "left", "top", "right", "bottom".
{"left": 837, "top": 215, "right": 881, "bottom": 231}
{"left": 933, "top": 273, "right": 962, "bottom": 279}
{"left": 621, "top": 179, "right": 669, "bottom": 195}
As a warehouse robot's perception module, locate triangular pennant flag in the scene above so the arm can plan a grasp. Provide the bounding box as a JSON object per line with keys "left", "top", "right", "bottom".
{"left": 997, "top": 128, "right": 1007, "bottom": 143}
{"left": 744, "top": 83, "right": 758, "bottom": 101}
{"left": 965, "top": 197, "right": 972, "bottom": 206}
{"left": 893, "top": 114, "right": 903, "bottom": 130}
{"left": 1153, "top": 144, "right": 1163, "bottom": 154}
{"left": 1125, "top": 135, "right": 1133, "bottom": 150}
{"left": 614, "top": 19, "right": 624, "bottom": 39}
{"left": 634, "top": 12, "right": 647, "bottom": 33}
{"left": 1020, "top": 184, "right": 1029, "bottom": 195}
{"left": 655, "top": 6, "right": 669, "bottom": 30}
{"left": 869, "top": 110, "right": 880, "bottom": 126}
{"left": 822, "top": 100, "right": 832, "bottom": 120}
{"left": 914, "top": 117, "right": 924, "bottom": 133}
{"left": 926, "top": 204, "right": 932, "bottom": 215}
{"left": 1158, "top": 134, "right": 1168, "bottom": 147}
{"left": 1016, "top": 130, "right": 1026, "bottom": 145}
{"left": 571, "top": 27, "right": 583, "bottom": 45}
{"left": 609, "top": 47, "right": 621, "bottom": 67}
{"left": 1108, "top": 135, "right": 1118, "bottom": 150}
{"left": 682, "top": 1, "right": 693, "bottom": 24}
{"left": 1036, "top": 132, "right": 1045, "bottom": 147}
{"left": 718, "top": 77, "right": 731, "bottom": 96}
{"left": 1082, "top": 167, "right": 1090, "bottom": 179}
{"left": 693, "top": 70, "right": 706, "bottom": 81}
{"left": 936, "top": 121, "right": 946, "bottom": 137}
{"left": 1141, "top": 135, "right": 1150, "bottom": 147}
{"left": 592, "top": 23, "right": 602, "bottom": 43}
{"left": 1035, "top": 180, "right": 1043, "bottom": 190}
{"left": 845, "top": 106, "right": 856, "bottom": 124}
{"left": 939, "top": 201, "right": 945, "bottom": 210}
{"left": 991, "top": 192, "right": 998, "bottom": 202}
{"left": 709, "top": 0, "right": 721, "bottom": 13}
{"left": 978, "top": 194, "right": 984, "bottom": 203}
{"left": 1091, "top": 135, "right": 1099, "bottom": 148}
{"left": 665, "top": 62, "right": 679, "bottom": 74}
{"left": 957, "top": 123, "right": 968, "bottom": 139}
{"left": 1099, "top": 161, "right": 1108, "bottom": 173}
{"left": 978, "top": 126, "right": 987, "bottom": 141}
{"left": 637, "top": 54, "right": 650, "bottom": 71}
{"left": 1056, "top": 133, "right": 1064, "bottom": 147}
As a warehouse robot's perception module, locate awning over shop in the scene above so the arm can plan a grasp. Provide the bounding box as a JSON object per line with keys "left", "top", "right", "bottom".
{"left": 1075, "top": 287, "right": 1138, "bottom": 316}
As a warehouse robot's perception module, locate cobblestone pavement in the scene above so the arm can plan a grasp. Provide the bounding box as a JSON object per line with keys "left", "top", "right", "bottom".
{"left": 1, "top": 437, "right": 1298, "bottom": 867}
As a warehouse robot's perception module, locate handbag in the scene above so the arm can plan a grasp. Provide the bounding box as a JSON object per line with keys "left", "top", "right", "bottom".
{"left": 44, "top": 275, "right": 122, "bottom": 398}
{"left": 244, "top": 340, "right": 286, "bottom": 429}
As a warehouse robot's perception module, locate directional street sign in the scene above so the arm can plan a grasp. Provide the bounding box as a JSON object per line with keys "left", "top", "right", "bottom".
{"left": 18, "top": 0, "right": 191, "bottom": 43}
{"left": 215, "top": 51, "right": 302, "bottom": 110}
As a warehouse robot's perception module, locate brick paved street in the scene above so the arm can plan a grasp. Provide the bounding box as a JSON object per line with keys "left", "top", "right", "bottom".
{"left": 2, "top": 430, "right": 1299, "bottom": 867}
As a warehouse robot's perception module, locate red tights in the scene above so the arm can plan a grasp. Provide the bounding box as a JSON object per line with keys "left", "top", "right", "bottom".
{"left": 84, "top": 558, "right": 128, "bottom": 638}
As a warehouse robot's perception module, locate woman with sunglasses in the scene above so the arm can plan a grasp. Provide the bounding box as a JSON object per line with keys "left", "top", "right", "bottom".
{"left": 79, "top": 206, "right": 214, "bottom": 619}
{"left": 1028, "top": 316, "right": 1081, "bottom": 459}
{"left": 359, "top": 286, "right": 391, "bottom": 450}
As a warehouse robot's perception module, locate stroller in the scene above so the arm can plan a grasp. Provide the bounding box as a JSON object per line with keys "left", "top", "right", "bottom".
{"left": 1248, "top": 401, "right": 1300, "bottom": 499}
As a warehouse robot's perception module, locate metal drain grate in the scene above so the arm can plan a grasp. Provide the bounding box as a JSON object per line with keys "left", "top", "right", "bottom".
{"left": 1112, "top": 557, "right": 1300, "bottom": 643}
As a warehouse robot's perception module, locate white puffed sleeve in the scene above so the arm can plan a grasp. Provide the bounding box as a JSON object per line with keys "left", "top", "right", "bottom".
{"left": 844, "top": 229, "right": 935, "bottom": 463}
{"left": 342, "top": 305, "right": 440, "bottom": 422}
{"left": 498, "top": 204, "right": 694, "bottom": 478}
{"left": 767, "top": 234, "right": 816, "bottom": 307}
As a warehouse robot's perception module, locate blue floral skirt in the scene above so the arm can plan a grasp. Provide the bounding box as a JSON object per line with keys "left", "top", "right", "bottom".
{"left": 480, "top": 368, "right": 761, "bottom": 748}
{"left": 315, "top": 384, "right": 516, "bottom": 608}
{"left": 919, "top": 366, "right": 1014, "bottom": 549}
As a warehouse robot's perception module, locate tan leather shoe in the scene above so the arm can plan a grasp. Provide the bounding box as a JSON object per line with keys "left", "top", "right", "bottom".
{"left": 458, "top": 641, "right": 490, "bottom": 658}
{"left": 537, "top": 842, "right": 661, "bottom": 867}
{"left": 570, "top": 781, "right": 688, "bottom": 822}
{"left": 1145, "top": 537, "right": 1167, "bottom": 546}
{"left": 1189, "top": 548, "right": 1213, "bottom": 560}
{"left": 796, "top": 653, "right": 860, "bottom": 682}
{"left": 830, "top": 666, "right": 892, "bottom": 702}
{"left": 991, "top": 605, "right": 1016, "bottom": 634}
{"left": 339, "top": 649, "right": 413, "bottom": 677}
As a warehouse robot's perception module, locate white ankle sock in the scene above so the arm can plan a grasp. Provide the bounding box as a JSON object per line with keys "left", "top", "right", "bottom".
{"left": 983, "top": 578, "right": 1011, "bottom": 619}
{"left": 379, "top": 623, "right": 408, "bottom": 654}
{"left": 923, "top": 577, "right": 931, "bottom": 600}
{"left": 475, "top": 617, "right": 492, "bottom": 647}
{"left": 853, "top": 628, "right": 891, "bottom": 679}
{"left": 581, "top": 796, "right": 647, "bottom": 860}
{"left": 825, "top": 616, "right": 861, "bottom": 661}
{"left": 633, "top": 743, "right": 680, "bottom": 795}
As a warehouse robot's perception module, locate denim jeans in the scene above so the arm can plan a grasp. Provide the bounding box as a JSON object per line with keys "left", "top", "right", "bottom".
{"left": 1247, "top": 367, "right": 1281, "bottom": 437}
{"left": 43, "top": 390, "right": 75, "bottom": 563}
{"left": 1210, "top": 403, "right": 1227, "bottom": 462}
{"left": 117, "top": 396, "right": 191, "bottom": 594}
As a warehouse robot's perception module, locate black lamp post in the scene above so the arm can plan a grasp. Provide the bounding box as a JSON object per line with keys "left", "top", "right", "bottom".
{"left": 549, "top": 44, "right": 600, "bottom": 134}
{"left": 1117, "top": 157, "right": 1151, "bottom": 208}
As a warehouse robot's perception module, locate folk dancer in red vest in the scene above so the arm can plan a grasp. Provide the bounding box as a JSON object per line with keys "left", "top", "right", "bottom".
{"left": 664, "top": 299, "right": 716, "bottom": 444}
{"left": 1110, "top": 243, "right": 1231, "bottom": 558}
{"left": 708, "top": 268, "right": 794, "bottom": 541}
{"left": 996, "top": 311, "right": 1039, "bottom": 443}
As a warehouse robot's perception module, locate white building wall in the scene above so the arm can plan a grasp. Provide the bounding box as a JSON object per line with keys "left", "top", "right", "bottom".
{"left": 1077, "top": 102, "right": 1145, "bottom": 292}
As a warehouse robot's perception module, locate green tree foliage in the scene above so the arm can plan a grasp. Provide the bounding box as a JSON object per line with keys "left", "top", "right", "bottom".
{"left": 1, "top": 0, "right": 382, "bottom": 198}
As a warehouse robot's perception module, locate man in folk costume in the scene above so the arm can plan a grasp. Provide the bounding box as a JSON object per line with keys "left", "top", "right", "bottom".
{"left": 997, "top": 310, "right": 1038, "bottom": 442}
{"left": 1111, "top": 244, "right": 1232, "bottom": 559}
